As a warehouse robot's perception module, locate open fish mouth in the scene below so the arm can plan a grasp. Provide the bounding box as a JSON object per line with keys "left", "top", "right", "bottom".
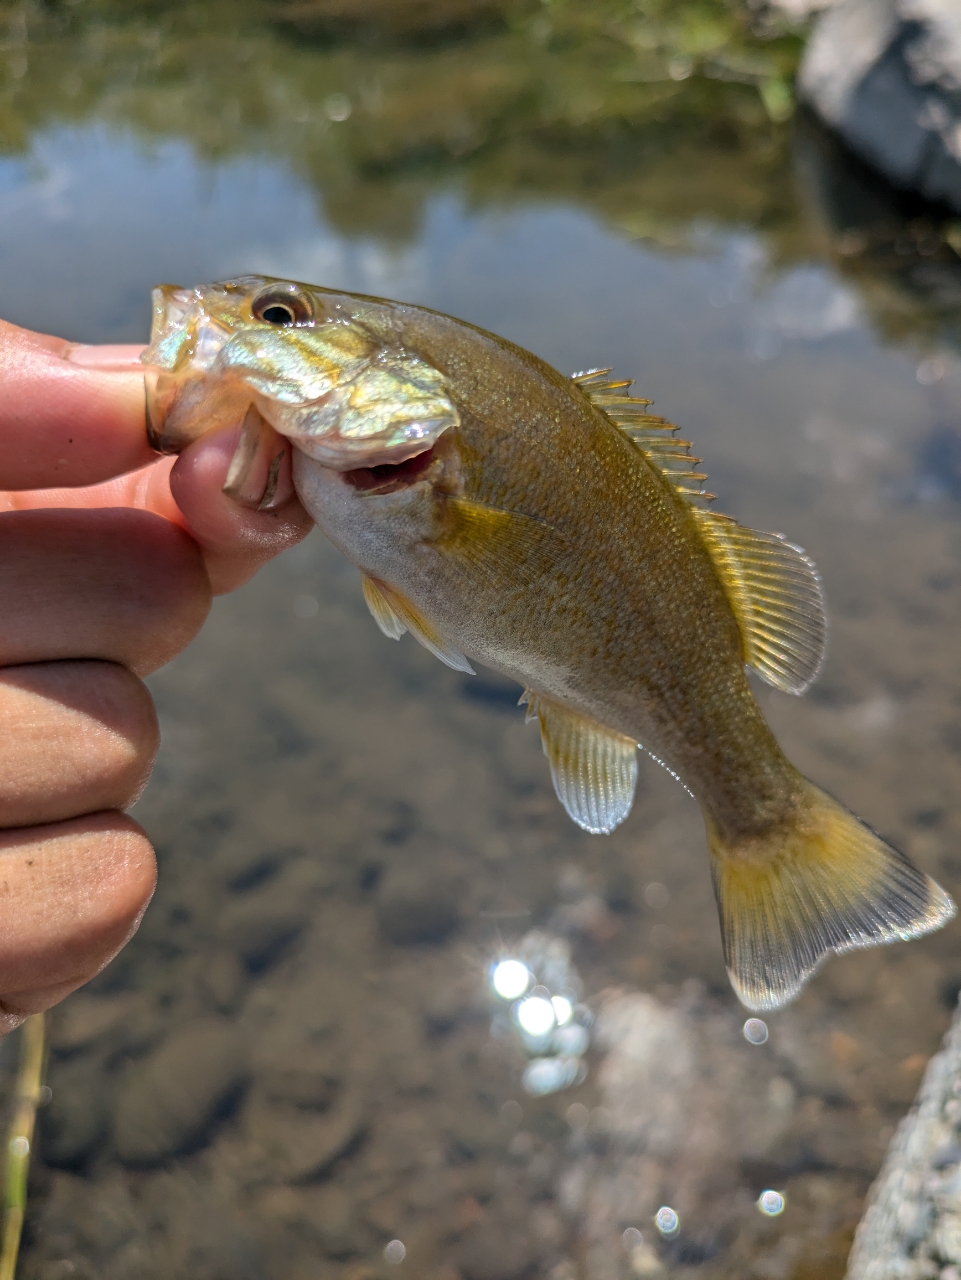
{"left": 141, "top": 277, "right": 460, "bottom": 468}
{"left": 340, "top": 444, "right": 440, "bottom": 495}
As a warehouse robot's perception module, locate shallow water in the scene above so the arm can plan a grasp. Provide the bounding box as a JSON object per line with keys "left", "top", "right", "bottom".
{"left": 4, "top": 5, "right": 961, "bottom": 1278}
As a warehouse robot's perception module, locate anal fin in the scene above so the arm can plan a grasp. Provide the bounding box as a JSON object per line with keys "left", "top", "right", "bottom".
{"left": 521, "top": 691, "right": 638, "bottom": 834}
{"left": 360, "top": 574, "right": 474, "bottom": 674}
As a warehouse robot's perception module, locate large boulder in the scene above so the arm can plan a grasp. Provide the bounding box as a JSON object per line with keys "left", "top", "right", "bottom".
{"left": 799, "top": 0, "right": 961, "bottom": 211}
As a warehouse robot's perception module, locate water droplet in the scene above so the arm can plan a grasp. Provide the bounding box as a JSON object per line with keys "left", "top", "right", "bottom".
{"left": 743, "top": 1018, "right": 769, "bottom": 1045}
{"left": 9, "top": 1137, "right": 29, "bottom": 1157}
{"left": 622, "top": 1227, "right": 644, "bottom": 1249}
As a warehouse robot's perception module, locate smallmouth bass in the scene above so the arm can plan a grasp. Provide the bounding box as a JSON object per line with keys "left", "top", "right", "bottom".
{"left": 142, "top": 275, "right": 955, "bottom": 1010}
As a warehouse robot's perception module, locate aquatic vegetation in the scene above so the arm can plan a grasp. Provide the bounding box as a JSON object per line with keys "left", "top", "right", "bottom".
{"left": 0, "top": 0, "right": 806, "bottom": 245}
{"left": 0, "top": 1015, "right": 45, "bottom": 1280}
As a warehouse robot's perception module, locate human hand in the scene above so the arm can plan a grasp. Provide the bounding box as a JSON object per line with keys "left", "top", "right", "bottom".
{"left": 0, "top": 318, "right": 313, "bottom": 1032}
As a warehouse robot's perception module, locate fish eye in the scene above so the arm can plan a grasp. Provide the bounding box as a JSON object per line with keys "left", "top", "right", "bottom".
{"left": 251, "top": 285, "right": 313, "bottom": 327}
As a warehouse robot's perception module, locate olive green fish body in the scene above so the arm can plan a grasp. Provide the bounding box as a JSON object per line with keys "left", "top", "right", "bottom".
{"left": 143, "top": 276, "right": 955, "bottom": 1010}
{"left": 297, "top": 325, "right": 795, "bottom": 843}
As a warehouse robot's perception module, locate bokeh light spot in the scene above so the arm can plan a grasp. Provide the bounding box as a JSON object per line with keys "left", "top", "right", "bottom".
{"left": 491, "top": 959, "right": 531, "bottom": 1000}
{"left": 758, "top": 1189, "right": 785, "bottom": 1216}
{"left": 743, "top": 1017, "right": 769, "bottom": 1044}
{"left": 516, "top": 995, "right": 556, "bottom": 1037}
{"left": 551, "top": 994, "right": 573, "bottom": 1024}
{"left": 655, "top": 1206, "right": 679, "bottom": 1236}
{"left": 384, "top": 1239, "right": 406, "bottom": 1264}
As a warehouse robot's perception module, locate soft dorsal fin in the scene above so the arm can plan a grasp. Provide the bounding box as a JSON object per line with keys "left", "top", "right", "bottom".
{"left": 361, "top": 574, "right": 475, "bottom": 674}
{"left": 573, "top": 367, "right": 826, "bottom": 695}
{"left": 691, "top": 511, "right": 826, "bottom": 695}
{"left": 521, "top": 690, "right": 638, "bottom": 834}
{"left": 573, "top": 367, "right": 714, "bottom": 506}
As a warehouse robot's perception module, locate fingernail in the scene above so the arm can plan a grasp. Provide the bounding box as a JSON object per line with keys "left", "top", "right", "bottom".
{"left": 222, "top": 405, "right": 293, "bottom": 510}
{"left": 258, "top": 447, "right": 295, "bottom": 510}
{"left": 67, "top": 343, "right": 147, "bottom": 368}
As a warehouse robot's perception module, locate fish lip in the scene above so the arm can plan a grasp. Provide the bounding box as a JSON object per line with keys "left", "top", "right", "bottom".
{"left": 143, "top": 366, "right": 182, "bottom": 453}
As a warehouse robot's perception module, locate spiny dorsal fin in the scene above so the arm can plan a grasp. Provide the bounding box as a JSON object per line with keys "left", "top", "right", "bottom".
{"left": 573, "top": 368, "right": 714, "bottom": 507}
{"left": 692, "top": 510, "right": 826, "bottom": 695}
{"left": 361, "top": 574, "right": 475, "bottom": 674}
{"left": 521, "top": 689, "right": 638, "bottom": 834}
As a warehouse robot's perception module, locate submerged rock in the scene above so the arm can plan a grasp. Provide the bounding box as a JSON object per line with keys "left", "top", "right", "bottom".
{"left": 800, "top": 0, "right": 961, "bottom": 211}
{"left": 113, "top": 1019, "right": 248, "bottom": 1167}
{"left": 375, "top": 866, "right": 461, "bottom": 945}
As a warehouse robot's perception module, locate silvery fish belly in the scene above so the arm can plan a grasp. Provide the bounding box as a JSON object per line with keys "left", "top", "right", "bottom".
{"left": 142, "top": 275, "right": 955, "bottom": 1013}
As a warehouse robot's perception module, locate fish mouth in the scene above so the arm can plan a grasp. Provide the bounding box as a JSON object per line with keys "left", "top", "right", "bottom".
{"left": 341, "top": 445, "right": 438, "bottom": 495}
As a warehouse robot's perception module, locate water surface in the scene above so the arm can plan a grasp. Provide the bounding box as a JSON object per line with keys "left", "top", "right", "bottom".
{"left": 3, "top": 7, "right": 961, "bottom": 1278}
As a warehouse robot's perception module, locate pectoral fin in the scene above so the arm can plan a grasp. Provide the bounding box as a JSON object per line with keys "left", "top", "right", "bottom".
{"left": 521, "top": 691, "right": 638, "bottom": 834}
{"left": 436, "top": 496, "right": 566, "bottom": 589}
{"left": 360, "top": 575, "right": 474, "bottom": 673}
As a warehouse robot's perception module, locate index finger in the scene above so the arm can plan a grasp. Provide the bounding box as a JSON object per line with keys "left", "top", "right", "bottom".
{"left": 0, "top": 319, "right": 153, "bottom": 490}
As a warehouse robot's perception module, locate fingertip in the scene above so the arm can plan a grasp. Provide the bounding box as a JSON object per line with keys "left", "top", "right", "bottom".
{"left": 170, "top": 425, "right": 313, "bottom": 594}
{"left": 0, "top": 322, "right": 154, "bottom": 488}
{"left": 0, "top": 813, "right": 157, "bottom": 1019}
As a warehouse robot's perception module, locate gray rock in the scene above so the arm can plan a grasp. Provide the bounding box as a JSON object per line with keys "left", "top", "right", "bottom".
{"left": 847, "top": 994, "right": 961, "bottom": 1278}
{"left": 197, "top": 950, "right": 248, "bottom": 1014}
{"left": 375, "top": 866, "right": 461, "bottom": 945}
{"left": 242, "top": 1094, "right": 366, "bottom": 1183}
{"left": 113, "top": 1019, "right": 248, "bottom": 1167}
{"left": 217, "top": 895, "right": 309, "bottom": 971}
{"left": 800, "top": 0, "right": 961, "bottom": 211}
{"left": 456, "top": 1222, "right": 537, "bottom": 1280}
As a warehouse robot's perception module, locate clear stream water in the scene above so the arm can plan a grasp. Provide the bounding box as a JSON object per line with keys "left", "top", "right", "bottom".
{"left": 2, "top": 6, "right": 961, "bottom": 1278}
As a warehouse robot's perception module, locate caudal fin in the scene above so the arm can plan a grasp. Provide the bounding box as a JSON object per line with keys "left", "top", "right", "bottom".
{"left": 708, "top": 782, "right": 956, "bottom": 1012}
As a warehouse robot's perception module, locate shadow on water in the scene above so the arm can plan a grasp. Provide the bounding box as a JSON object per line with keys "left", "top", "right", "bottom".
{"left": 2, "top": 2, "right": 961, "bottom": 1278}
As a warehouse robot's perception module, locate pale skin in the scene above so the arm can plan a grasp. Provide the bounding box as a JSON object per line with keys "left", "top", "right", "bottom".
{"left": 0, "top": 319, "right": 312, "bottom": 1035}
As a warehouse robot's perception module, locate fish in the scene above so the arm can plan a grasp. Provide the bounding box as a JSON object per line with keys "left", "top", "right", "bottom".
{"left": 142, "top": 275, "right": 955, "bottom": 1011}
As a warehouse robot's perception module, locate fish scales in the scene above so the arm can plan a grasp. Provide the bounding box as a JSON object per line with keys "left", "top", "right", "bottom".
{"left": 142, "top": 275, "right": 955, "bottom": 1011}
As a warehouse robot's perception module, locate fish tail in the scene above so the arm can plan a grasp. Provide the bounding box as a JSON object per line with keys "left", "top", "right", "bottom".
{"left": 707, "top": 779, "right": 955, "bottom": 1012}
